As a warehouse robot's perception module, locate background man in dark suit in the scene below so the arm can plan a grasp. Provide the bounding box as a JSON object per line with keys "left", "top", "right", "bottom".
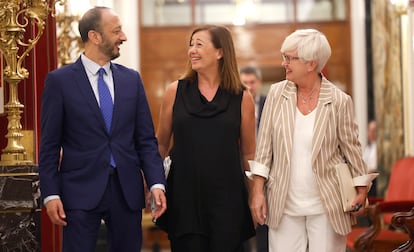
{"left": 240, "top": 66, "right": 267, "bottom": 132}
{"left": 240, "top": 66, "right": 268, "bottom": 252}
{"left": 39, "top": 6, "right": 166, "bottom": 252}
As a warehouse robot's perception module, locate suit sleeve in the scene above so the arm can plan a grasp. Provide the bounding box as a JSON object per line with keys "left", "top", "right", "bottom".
{"left": 337, "top": 94, "right": 368, "bottom": 177}
{"left": 133, "top": 72, "right": 166, "bottom": 188}
{"left": 39, "top": 73, "right": 64, "bottom": 200}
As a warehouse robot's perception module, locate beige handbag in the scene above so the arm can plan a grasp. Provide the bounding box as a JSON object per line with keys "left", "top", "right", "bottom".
{"left": 335, "top": 163, "right": 379, "bottom": 212}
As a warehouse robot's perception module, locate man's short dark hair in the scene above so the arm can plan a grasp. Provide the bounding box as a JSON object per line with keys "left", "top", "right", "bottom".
{"left": 240, "top": 66, "right": 262, "bottom": 80}
{"left": 78, "top": 6, "right": 109, "bottom": 43}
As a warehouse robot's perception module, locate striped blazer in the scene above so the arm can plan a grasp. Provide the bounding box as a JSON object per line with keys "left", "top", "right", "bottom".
{"left": 255, "top": 78, "right": 367, "bottom": 235}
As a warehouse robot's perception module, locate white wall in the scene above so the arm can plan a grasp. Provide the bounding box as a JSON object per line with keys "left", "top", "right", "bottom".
{"left": 350, "top": 0, "right": 368, "bottom": 147}
{"left": 112, "top": 0, "right": 140, "bottom": 71}
{"left": 65, "top": 0, "right": 138, "bottom": 70}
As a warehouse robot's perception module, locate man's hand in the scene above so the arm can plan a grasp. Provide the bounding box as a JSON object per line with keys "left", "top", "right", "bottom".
{"left": 150, "top": 188, "right": 167, "bottom": 221}
{"left": 45, "top": 198, "right": 67, "bottom": 226}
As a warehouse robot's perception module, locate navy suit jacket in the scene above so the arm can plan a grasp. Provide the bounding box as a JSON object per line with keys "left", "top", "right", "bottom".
{"left": 39, "top": 58, "right": 165, "bottom": 211}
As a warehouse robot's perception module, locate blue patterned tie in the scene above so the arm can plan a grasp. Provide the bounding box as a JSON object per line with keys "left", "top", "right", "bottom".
{"left": 98, "top": 68, "right": 116, "bottom": 167}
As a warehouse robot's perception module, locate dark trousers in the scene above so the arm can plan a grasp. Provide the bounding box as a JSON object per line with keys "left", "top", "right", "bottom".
{"left": 62, "top": 172, "right": 143, "bottom": 252}
{"left": 256, "top": 224, "right": 269, "bottom": 252}
{"left": 368, "top": 179, "right": 377, "bottom": 197}
{"left": 170, "top": 233, "right": 244, "bottom": 252}
{"left": 243, "top": 224, "right": 269, "bottom": 252}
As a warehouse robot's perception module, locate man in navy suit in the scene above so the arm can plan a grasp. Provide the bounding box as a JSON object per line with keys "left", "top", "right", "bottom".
{"left": 240, "top": 66, "right": 268, "bottom": 252}
{"left": 39, "top": 6, "right": 166, "bottom": 252}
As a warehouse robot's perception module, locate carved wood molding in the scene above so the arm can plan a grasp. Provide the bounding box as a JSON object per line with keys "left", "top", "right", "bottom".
{"left": 392, "top": 207, "right": 414, "bottom": 252}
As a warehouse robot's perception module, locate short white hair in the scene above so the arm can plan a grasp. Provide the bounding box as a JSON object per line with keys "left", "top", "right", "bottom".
{"left": 280, "top": 29, "right": 331, "bottom": 72}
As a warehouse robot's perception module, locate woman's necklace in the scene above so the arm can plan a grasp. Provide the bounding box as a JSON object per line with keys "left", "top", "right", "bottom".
{"left": 298, "top": 82, "right": 318, "bottom": 104}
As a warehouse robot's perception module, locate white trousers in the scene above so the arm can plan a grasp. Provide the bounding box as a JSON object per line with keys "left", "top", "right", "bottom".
{"left": 268, "top": 213, "right": 346, "bottom": 252}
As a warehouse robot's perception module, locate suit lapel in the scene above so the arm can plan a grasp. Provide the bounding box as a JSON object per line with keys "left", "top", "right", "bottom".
{"left": 311, "top": 79, "right": 333, "bottom": 164}
{"left": 281, "top": 81, "right": 297, "bottom": 166}
{"left": 72, "top": 58, "right": 108, "bottom": 133}
{"left": 110, "top": 63, "right": 122, "bottom": 134}
{"left": 280, "top": 79, "right": 334, "bottom": 170}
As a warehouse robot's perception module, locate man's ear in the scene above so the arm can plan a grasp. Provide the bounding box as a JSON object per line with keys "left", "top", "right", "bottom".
{"left": 88, "top": 30, "right": 101, "bottom": 45}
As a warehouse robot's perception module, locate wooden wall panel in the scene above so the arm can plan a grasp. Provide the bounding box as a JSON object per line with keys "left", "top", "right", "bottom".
{"left": 140, "top": 27, "right": 190, "bottom": 128}
{"left": 141, "top": 66, "right": 185, "bottom": 130}
{"left": 141, "top": 27, "right": 190, "bottom": 66}
{"left": 232, "top": 25, "right": 292, "bottom": 66}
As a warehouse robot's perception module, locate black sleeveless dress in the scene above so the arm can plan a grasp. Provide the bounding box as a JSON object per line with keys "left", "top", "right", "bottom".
{"left": 158, "top": 79, "right": 255, "bottom": 251}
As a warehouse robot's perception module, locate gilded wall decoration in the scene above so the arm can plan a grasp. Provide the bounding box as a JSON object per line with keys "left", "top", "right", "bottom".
{"left": 371, "top": 0, "right": 404, "bottom": 196}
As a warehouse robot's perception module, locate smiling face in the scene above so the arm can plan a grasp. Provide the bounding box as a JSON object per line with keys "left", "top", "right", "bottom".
{"left": 98, "top": 10, "right": 127, "bottom": 61}
{"left": 282, "top": 50, "right": 317, "bottom": 85}
{"left": 188, "top": 30, "right": 222, "bottom": 73}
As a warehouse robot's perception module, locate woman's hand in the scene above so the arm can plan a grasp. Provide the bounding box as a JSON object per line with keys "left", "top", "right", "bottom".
{"left": 351, "top": 186, "right": 368, "bottom": 216}
{"left": 249, "top": 176, "right": 267, "bottom": 226}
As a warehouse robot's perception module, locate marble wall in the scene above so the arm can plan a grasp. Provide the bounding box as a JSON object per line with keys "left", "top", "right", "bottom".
{"left": 371, "top": 0, "right": 405, "bottom": 196}
{"left": 0, "top": 165, "right": 41, "bottom": 251}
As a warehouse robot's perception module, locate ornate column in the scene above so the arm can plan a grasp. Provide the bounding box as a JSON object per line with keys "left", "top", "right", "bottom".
{"left": 55, "top": 0, "right": 82, "bottom": 67}
{"left": 0, "top": 0, "right": 53, "bottom": 165}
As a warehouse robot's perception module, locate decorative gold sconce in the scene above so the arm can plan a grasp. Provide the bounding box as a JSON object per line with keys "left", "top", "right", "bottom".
{"left": 55, "top": 0, "right": 82, "bottom": 67}
{"left": 0, "top": 0, "right": 61, "bottom": 165}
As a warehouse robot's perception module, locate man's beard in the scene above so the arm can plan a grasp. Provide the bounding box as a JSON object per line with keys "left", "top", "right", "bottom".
{"left": 100, "top": 39, "right": 120, "bottom": 60}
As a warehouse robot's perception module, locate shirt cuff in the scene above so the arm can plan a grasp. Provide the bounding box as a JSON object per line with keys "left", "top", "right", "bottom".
{"left": 150, "top": 184, "right": 166, "bottom": 192}
{"left": 43, "top": 195, "right": 60, "bottom": 206}
{"left": 245, "top": 171, "right": 254, "bottom": 180}
{"left": 353, "top": 173, "right": 379, "bottom": 186}
{"left": 248, "top": 160, "right": 270, "bottom": 179}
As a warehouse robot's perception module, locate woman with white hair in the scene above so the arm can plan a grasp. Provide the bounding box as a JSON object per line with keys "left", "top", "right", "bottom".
{"left": 248, "top": 29, "right": 370, "bottom": 251}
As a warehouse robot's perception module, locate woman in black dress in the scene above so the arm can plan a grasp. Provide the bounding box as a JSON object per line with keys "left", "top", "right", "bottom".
{"left": 156, "top": 25, "right": 256, "bottom": 252}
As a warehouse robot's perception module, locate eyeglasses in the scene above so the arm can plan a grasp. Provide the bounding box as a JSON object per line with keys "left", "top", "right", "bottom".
{"left": 282, "top": 54, "right": 300, "bottom": 63}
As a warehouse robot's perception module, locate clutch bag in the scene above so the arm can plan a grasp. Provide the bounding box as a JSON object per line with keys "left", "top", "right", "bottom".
{"left": 335, "top": 163, "right": 358, "bottom": 212}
